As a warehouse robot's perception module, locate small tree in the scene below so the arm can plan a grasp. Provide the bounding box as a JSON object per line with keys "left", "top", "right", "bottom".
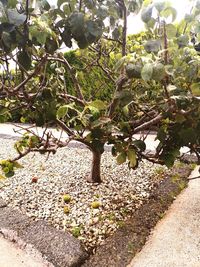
{"left": 1, "top": 0, "right": 200, "bottom": 182}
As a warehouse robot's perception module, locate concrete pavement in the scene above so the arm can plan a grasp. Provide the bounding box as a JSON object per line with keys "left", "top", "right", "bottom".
{"left": 0, "top": 122, "right": 159, "bottom": 150}
{"left": 128, "top": 166, "right": 200, "bottom": 267}
{"left": 0, "top": 123, "right": 190, "bottom": 154}
{"left": 0, "top": 236, "right": 46, "bottom": 267}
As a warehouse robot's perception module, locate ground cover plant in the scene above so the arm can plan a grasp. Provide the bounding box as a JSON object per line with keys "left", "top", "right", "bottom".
{"left": 0, "top": 0, "right": 200, "bottom": 182}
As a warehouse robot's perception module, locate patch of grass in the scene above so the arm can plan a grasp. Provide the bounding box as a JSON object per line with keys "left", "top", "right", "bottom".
{"left": 178, "top": 180, "right": 187, "bottom": 191}
{"left": 157, "top": 212, "right": 165, "bottom": 219}
{"left": 171, "top": 174, "right": 181, "bottom": 183}
{"left": 120, "top": 207, "right": 129, "bottom": 215}
{"left": 190, "top": 163, "right": 197, "bottom": 170}
{"left": 168, "top": 191, "right": 176, "bottom": 201}
{"left": 117, "top": 220, "right": 125, "bottom": 228}
{"left": 127, "top": 242, "right": 135, "bottom": 253}
{"left": 154, "top": 166, "right": 165, "bottom": 175}
{"left": 106, "top": 212, "right": 116, "bottom": 221}
{"left": 71, "top": 226, "right": 83, "bottom": 238}
{"left": 174, "top": 161, "right": 185, "bottom": 168}
{"left": 152, "top": 166, "right": 166, "bottom": 182}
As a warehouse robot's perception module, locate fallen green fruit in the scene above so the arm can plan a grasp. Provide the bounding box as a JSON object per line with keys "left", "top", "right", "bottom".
{"left": 63, "top": 194, "right": 71, "bottom": 203}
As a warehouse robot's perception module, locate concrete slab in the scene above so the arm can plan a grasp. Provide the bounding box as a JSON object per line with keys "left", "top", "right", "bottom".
{"left": 0, "top": 235, "right": 47, "bottom": 267}
{"left": 0, "top": 204, "right": 87, "bottom": 267}
{"left": 128, "top": 167, "right": 200, "bottom": 267}
{"left": 0, "top": 122, "right": 159, "bottom": 150}
{"left": 0, "top": 123, "right": 191, "bottom": 154}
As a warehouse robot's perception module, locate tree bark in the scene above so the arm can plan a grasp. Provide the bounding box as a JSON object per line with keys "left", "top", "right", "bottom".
{"left": 87, "top": 150, "right": 102, "bottom": 183}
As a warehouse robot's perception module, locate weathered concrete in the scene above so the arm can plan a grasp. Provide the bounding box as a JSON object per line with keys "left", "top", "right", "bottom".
{"left": 128, "top": 167, "right": 200, "bottom": 267}
{"left": 0, "top": 235, "right": 48, "bottom": 267}
{"left": 0, "top": 198, "right": 7, "bottom": 208}
{"left": 0, "top": 203, "right": 87, "bottom": 267}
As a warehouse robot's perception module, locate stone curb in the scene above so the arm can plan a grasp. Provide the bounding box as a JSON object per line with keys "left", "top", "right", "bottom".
{"left": 0, "top": 199, "right": 88, "bottom": 267}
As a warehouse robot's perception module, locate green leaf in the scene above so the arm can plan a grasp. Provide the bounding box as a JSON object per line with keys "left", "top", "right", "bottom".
{"left": 166, "top": 24, "right": 177, "bottom": 39}
{"left": 128, "top": 1, "right": 141, "bottom": 13}
{"left": 114, "top": 56, "right": 128, "bottom": 72}
{"left": 177, "top": 35, "right": 189, "bottom": 47}
{"left": 112, "top": 27, "right": 120, "bottom": 40}
{"left": 115, "top": 90, "right": 133, "bottom": 106}
{"left": 175, "top": 114, "right": 186, "bottom": 123}
{"left": 17, "top": 51, "right": 31, "bottom": 70}
{"left": 37, "top": 0, "right": 50, "bottom": 11}
{"left": 0, "top": 0, "right": 7, "bottom": 5}
{"left": 144, "top": 40, "right": 161, "bottom": 53}
{"left": 133, "top": 140, "right": 146, "bottom": 152}
{"left": 57, "top": 105, "right": 69, "bottom": 119}
{"left": 179, "top": 128, "right": 197, "bottom": 144}
{"left": 126, "top": 63, "right": 142, "bottom": 79}
{"left": 191, "top": 83, "right": 200, "bottom": 96}
{"left": 89, "top": 100, "right": 106, "bottom": 110}
{"left": 161, "top": 6, "right": 177, "bottom": 22}
{"left": 157, "top": 127, "right": 167, "bottom": 142}
{"left": 13, "top": 161, "right": 23, "bottom": 169}
{"left": 184, "top": 13, "right": 193, "bottom": 23}
{"left": 45, "top": 38, "right": 59, "bottom": 54}
{"left": 146, "top": 18, "right": 156, "bottom": 29}
{"left": 0, "top": 22, "right": 15, "bottom": 32}
{"left": 91, "top": 117, "right": 111, "bottom": 128}
{"left": 7, "top": 0, "right": 17, "bottom": 8}
{"left": 154, "top": 1, "right": 166, "bottom": 12}
{"left": 165, "top": 65, "right": 174, "bottom": 76}
{"left": 152, "top": 63, "right": 165, "bottom": 81}
{"left": 1, "top": 32, "right": 12, "bottom": 50}
{"left": 7, "top": 9, "right": 26, "bottom": 26}
{"left": 164, "top": 153, "right": 175, "bottom": 168}
{"left": 2, "top": 167, "right": 9, "bottom": 174}
{"left": 141, "top": 6, "right": 153, "bottom": 23}
{"left": 127, "top": 148, "right": 137, "bottom": 168}
{"left": 112, "top": 146, "right": 117, "bottom": 156}
{"left": 117, "top": 152, "right": 126, "bottom": 165}
{"left": 69, "top": 12, "right": 84, "bottom": 37}
{"left": 84, "top": 0, "right": 95, "bottom": 9}
{"left": 57, "top": 0, "right": 67, "bottom": 8}
{"left": 5, "top": 171, "right": 14, "bottom": 177}
{"left": 141, "top": 63, "right": 153, "bottom": 81}
{"left": 86, "top": 20, "right": 103, "bottom": 39}
{"left": 0, "top": 174, "right": 5, "bottom": 180}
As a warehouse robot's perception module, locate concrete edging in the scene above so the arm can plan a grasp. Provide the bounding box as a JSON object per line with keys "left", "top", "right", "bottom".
{"left": 0, "top": 199, "right": 88, "bottom": 267}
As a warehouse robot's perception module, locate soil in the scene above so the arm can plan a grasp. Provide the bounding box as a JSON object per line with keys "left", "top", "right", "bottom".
{"left": 82, "top": 163, "right": 193, "bottom": 267}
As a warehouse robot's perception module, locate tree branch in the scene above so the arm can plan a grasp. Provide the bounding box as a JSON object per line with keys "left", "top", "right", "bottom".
{"left": 60, "top": 93, "right": 85, "bottom": 106}
{"left": 108, "top": 75, "right": 128, "bottom": 117}
{"left": 48, "top": 55, "right": 85, "bottom": 102}
{"left": 55, "top": 118, "right": 75, "bottom": 136}
{"left": 11, "top": 56, "right": 48, "bottom": 93}
{"left": 132, "top": 113, "right": 163, "bottom": 134}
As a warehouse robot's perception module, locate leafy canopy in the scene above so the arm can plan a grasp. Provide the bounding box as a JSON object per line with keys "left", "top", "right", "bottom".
{"left": 1, "top": 0, "right": 200, "bottom": 179}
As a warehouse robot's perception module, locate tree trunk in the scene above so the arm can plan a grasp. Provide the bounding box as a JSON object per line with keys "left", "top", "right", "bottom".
{"left": 87, "top": 150, "right": 102, "bottom": 183}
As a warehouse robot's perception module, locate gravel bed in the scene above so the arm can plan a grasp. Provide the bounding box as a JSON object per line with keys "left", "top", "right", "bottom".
{"left": 0, "top": 138, "right": 167, "bottom": 253}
